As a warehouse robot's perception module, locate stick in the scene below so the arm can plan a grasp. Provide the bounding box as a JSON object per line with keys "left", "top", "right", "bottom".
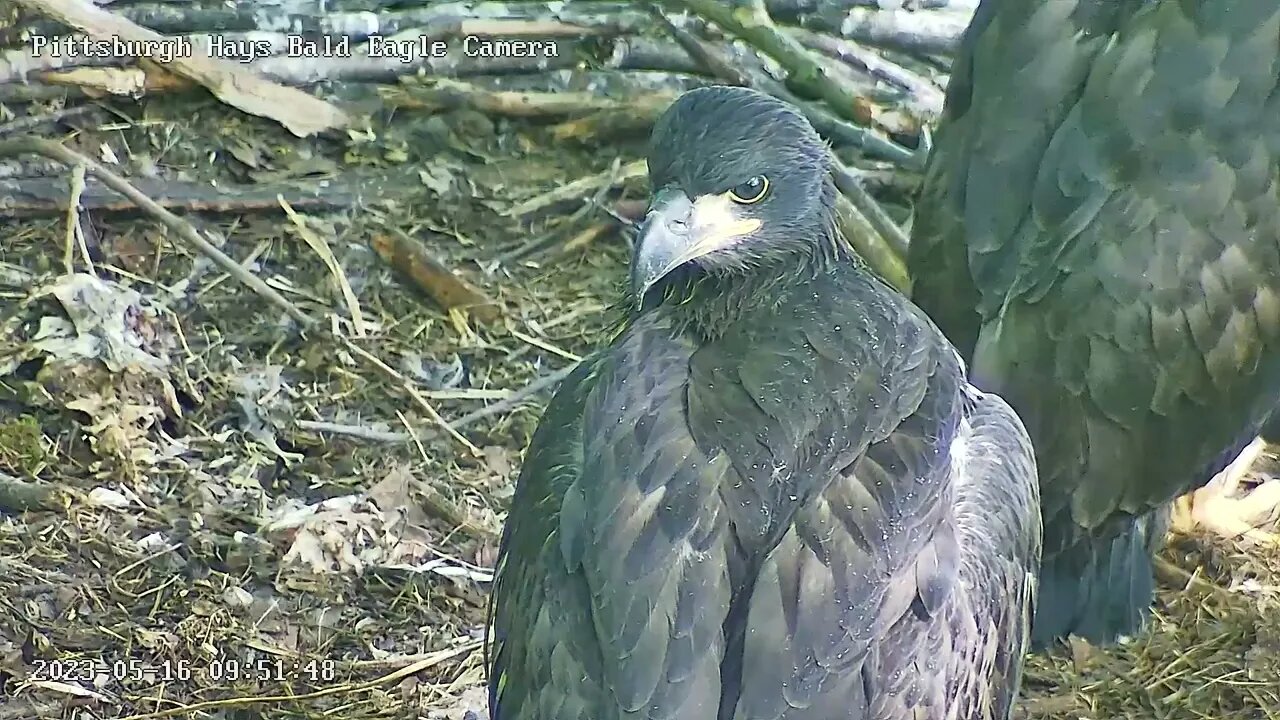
{"left": 297, "top": 364, "right": 579, "bottom": 444}
{"left": 506, "top": 159, "right": 647, "bottom": 218}
{"left": 369, "top": 231, "right": 500, "bottom": 324}
{"left": 832, "top": 165, "right": 909, "bottom": 259}
{"left": 339, "top": 337, "right": 484, "bottom": 457}
{"left": 0, "top": 173, "right": 409, "bottom": 218}
{"left": 788, "top": 27, "right": 944, "bottom": 118}
{"left": 666, "top": 0, "right": 920, "bottom": 167}
{"left": 0, "top": 136, "right": 314, "bottom": 328}
{"left": 384, "top": 77, "right": 677, "bottom": 119}
{"left": 451, "top": 364, "right": 578, "bottom": 431}
{"left": 834, "top": 187, "right": 910, "bottom": 292}
{"left": 806, "top": 5, "right": 972, "bottom": 55}
{"left": 670, "top": 0, "right": 868, "bottom": 125}
{"left": 0, "top": 474, "right": 69, "bottom": 514}
{"left": 0, "top": 105, "right": 101, "bottom": 137}
{"left": 647, "top": 6, "right": 750, "bottom": 86}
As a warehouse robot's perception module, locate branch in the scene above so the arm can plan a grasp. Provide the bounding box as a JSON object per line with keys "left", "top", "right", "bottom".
{"left": 0, "top": 473, "right": 69, "bottom": 514}
{"left": 383, "top": 77, "right": 678, "bottom": 119}
{"left": 834, "top": 185, "right": 910, "bottom": 292}
{"left": 668, "top": 0, "right": 922, "bottom": 168}
{"left": 832, "top": 166, "right": 909, "bottom": 259}
{"left": 0, "top": 105, "right": 101, "bottom": 137}
{"left": 805, "top": 5, "right": 972, "bottom": 55}
{"left": 369, "top": 231, "right": 500, "bottom": 324}
{"left": 788, "top": 27, "right": 944, "bottom": 118}
{"left": 647, "top": 6, "right": 751, "bottom": 86}
{"left": 670, "top": 0, "right": 868, "bottom": 123}
{"left": 0, "top": 172, "right": 412, "bottom": 217}
{"left": 0, "top": 136, "right": 315, "bottom": 328}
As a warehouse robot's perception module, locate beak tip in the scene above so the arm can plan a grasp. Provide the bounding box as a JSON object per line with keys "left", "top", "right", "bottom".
{"left": 630, "top": 196, "right": 691, "bottom": 302}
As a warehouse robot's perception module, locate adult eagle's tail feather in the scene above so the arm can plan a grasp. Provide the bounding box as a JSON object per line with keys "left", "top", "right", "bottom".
{"left": 1029, "top": 509, "right": 1169, "bottom": 650}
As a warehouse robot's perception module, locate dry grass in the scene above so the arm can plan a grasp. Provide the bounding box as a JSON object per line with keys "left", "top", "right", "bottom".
{"left": 1020, "top": 534, "right": 1280, "bottom": 720}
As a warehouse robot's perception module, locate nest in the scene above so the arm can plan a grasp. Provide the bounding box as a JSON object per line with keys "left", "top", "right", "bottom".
{"left": 1, "top": 1, "right": 1277, "bottom": 717}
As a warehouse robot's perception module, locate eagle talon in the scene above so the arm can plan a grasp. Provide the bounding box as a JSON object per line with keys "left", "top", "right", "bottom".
{"left": 1171, "top": 437, "right": 1280, "bottom": 546}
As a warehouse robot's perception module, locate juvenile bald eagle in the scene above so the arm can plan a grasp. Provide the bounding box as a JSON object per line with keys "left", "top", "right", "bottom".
{"left": 487, "top": 86, "right": 1041, "bottom": 720}
{"left": 908, "top": 0, "right": 1280, "bottom": 647}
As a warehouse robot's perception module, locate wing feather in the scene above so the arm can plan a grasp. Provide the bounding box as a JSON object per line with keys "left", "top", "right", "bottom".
{"left": 492, "top": 270, "right": 1041, "bottom": 719}
{"left": 910, "top": 0, "right": 1280, "bottom": 530}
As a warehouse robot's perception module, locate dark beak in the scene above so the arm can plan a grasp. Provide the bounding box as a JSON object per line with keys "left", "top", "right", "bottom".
{"left": 629, "top": 189, "right": 761, "bottom": 302}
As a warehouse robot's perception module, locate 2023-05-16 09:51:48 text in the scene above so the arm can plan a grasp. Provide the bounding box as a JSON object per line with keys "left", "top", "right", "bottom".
{"left": 26, "top": 656, "right": 339, "bottom": 684}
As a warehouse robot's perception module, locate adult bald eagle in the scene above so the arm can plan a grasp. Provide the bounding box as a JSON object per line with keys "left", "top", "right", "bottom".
{"left": 487, "top": 86, "right": 1041, "bottom": 720}
{"left": 908, "top": 0, "right": 1280, "bottom": 648}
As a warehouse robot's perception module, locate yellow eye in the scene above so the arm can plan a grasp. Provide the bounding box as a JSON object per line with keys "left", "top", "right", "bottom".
{"left": 728, "top": 175, "right": 769, "bottom": 204}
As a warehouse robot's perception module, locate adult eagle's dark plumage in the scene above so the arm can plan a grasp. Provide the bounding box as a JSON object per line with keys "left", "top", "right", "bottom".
{"left": 908, "top": 0, "right": 1280, "bottom": 648}
{"left": 487, "top": 86, "right": 1041, "bottom": 720}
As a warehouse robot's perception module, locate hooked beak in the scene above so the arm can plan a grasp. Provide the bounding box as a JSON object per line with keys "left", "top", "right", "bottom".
{"left": 629, "top": 189, "right": 762, "bottom": 302}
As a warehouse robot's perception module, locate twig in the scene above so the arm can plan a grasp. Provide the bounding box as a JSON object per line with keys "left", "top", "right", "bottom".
{"left": 788, "top": 27, "right": 944, "bottom": 118}
{"left": 295, "top": 420, "right": 408, "bottom": 443}
{"left": 671, "top": 0, "right": 867, "bottom": 126}
{"left": 62, "top": 164, "right": 81, "bottom": 276}
{"left": 510, "top": 329, "right": 583, "bottom": 363}
{"left": 0, "top": 136, "right": 314, "bottom": 328}
{"left": 0, "top": 261, "right": 37, "bottom": 287}
{"left": 369, "top": 230, "right": 500, "bottom": 324}
{"left": 384, "top": 76, "right": 677, "bottom": 119}
{"left": 651, "top": 8, "right": 911, "bottom": 156}
{"left": 834, "top": 162, "right": 922, "bottom": 201}
{"left": 552, "top": 221, "right": 615, "bottom": 259}
{"left": 550, "top": 105, "right": 671, "bottom": 144}
{"left": 791, "top": 89, "right": 919, "bottom": 166}
{"left": 832, "top": 165, "right": 909, "bottom": 259}
{"left": 397, "top": 411, "right": 501, "bottom": 539}
{"left": 339, "top": 336, "right": 483, "bottom": 457}
{"left": 1016, "top": 694, "right": 1082, "bottom": 719}
{"left": 495, "top": 228, "right": 563, "bottom": 265}
{"left": 0, "top": 105, "right": 100, "bottom": 137}
{"left": 451, "top": 363, "right": 578, "bottom": 431}
{"left": 805, "top": 5, "right": 972, "bottom": 55}
{"left": 664, "top": 0, "right": 920, "bottom": 167}
{"left": 114, "top": 642, "right": 481, "bottom": 720}
{"left": 506, "top": 159, "right": 647, "bottom": 218}
{"left": 833, "top": 183, "right": 910, "bottom": 292}
{"left": 282, "top": 197, "right": 367, "bottom": 337}
{"left": 1153, "top": 555, "right": 1237, "bottom": 603}
{"left": 647, "top": 6, "right": 750, "bottom": 85}
{"left": 0, "top": 173, "right": 412, "bottom": 218}
{"left": 33, "top": 64, "right": 192, "bottom": 98}
{"left": 297, "top": 363, "right": 579, "bottom": 444}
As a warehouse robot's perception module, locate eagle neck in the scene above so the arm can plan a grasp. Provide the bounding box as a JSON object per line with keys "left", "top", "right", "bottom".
{"left": 650, "top": 219, "right": 849, "bottom": 340}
